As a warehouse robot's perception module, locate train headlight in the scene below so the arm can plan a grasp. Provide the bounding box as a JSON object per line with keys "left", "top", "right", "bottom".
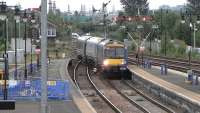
{"left": 121, "top": 59, "right": 126, "bottom": 65}
{"left": 103, "top": 60, "right": 109, "bottom": 66}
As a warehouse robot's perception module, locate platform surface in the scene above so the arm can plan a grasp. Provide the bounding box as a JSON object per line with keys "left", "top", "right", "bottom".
{"left": 144, "top": 66, "right": 200, "bottom": 94}
{"left": 128, "top": 65, "right": 200, "bottom": 106}
{"left": 0, "top": 59, "right": 81, "bottom": 113}
{"left": 0, "top": 101, "right": 80, "bottom": 113}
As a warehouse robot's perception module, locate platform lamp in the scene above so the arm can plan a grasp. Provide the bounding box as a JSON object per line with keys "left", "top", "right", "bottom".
{"left": 151, "top": 24, "right": 159, "bottom": 56}
{"left": 137, "top": 24, "right": 144, "bottom": 66}
{"left": 0, "top": 1, "right": 8, "bottom": 100}
{"left": 30, "top": 12, "right": 36, "bottom": 73}
{"left": 14, "top": 6, "right": 20, "bottom": 79}
{"left": 22, "top": 10, "right": 28, "bottom": 79}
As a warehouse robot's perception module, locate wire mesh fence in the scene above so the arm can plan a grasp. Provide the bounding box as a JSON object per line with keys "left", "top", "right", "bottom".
{"left": 0, "top": 79, "right": 70, "bottom": 100}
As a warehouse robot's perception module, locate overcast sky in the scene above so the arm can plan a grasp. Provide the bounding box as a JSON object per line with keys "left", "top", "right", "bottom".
{"left": 5, "top": 0, "right": 188, "bottom": 11}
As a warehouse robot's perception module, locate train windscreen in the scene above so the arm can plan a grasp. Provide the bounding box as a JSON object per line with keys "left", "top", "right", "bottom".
{"left": 105, "top": 48, "right": 124, "bottom": 58}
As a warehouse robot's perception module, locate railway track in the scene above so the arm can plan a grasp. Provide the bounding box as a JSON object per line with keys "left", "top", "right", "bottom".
{"left": 128, "top": 54, "right": 200, "bottom": 75}
{"left": 73, "top": 62, "right": 148, "bottom": 113}
{"left": 122, "top": 80, "right": 175, "bottom": 113}
{"left": 129, "top": 53, "right": 200, "bottom": 65}
{"left": 72, "top": 61, "right": 116, "bottom": 113}
{"left": 71, "top": 60, "right": 176, "bottom": 113}
{"left": 73, "top": 60, "right": 81, "bottom": 89}
{"left": 108, "top": 80, "right": 151, "bottom": 113}
{"left": 86, "top": 67, "right": 123, "bottom": 113}
{"left": 88, "top": 67, "right": 146, "bottom": 113}
{"left": 107, "top": 79, "right": 175, "bottom": 113}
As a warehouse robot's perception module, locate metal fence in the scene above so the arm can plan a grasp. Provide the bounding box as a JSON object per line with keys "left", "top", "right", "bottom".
{"left": 0, "top": 79, "right": 70, "bottom": 100}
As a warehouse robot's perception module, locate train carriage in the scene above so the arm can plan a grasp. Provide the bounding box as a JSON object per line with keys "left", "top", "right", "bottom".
{"left": 77, "top": 35, "right": 92, "bottom": 60}
{"left": 72, "top": 33, "right": 129, "bottom": 76}
{"left": 86, "top": 37, "right": 105, "bottom": 65}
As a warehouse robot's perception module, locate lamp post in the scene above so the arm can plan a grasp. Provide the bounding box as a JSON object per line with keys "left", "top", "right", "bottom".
{"left": 102, "top": 0, "right": 111, "bottom": 39}
{"left": 14, "top": 6, "right": 20, "bottom": 79}
{"left": 164, "top": 10, "right": 168, "bottom": 57}
{"left": 30, "top": 12, "right": 36, "bottom": 73}
{"left": 160, "top": 8, "right": 163, "bottom": 56}
{"left": 23, "top": 10, "right": 28, "bottom": 79}
{"left": 151, "top": 24, "right": 159, "bottom": 56}
{"left": 181, "top": 11, "right": 200, "bottom": 69}
{"left": 0, "top": 1, "right": 8, "bottom": 100}
{"left": 137, "top": 24, "right": 144, "bottom": 65}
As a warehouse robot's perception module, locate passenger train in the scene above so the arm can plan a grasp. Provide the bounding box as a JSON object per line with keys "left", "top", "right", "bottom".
{"left": 72, "top": 33, "right": 130, "bottom": 76}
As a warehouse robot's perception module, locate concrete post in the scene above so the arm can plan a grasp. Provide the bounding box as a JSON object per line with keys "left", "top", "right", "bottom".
{"left": 41, "top": 0, "right": 48, "bottom": 113}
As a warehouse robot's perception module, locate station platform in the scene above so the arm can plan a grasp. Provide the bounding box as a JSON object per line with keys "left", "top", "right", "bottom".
{"left": 144, "top": 66, "right": 200, "bottom": 94}
{"left": 128, "top": 65, "right": 200, "bottom": 113}
{"left": 0, "top": 101, "right": 80, "bottom": 113}
{"left": 0, "top": 59, "right": 96, "bottom": 113}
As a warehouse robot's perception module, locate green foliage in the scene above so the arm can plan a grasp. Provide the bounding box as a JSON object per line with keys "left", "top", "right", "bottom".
{"left": 120, "top": 0, "right": 149, "bottom": 16}
{"left": 160, "top": 38, "right": 187, "bottom": 58}
{"left": 48, "top": 13, "right": 70, "bottom": 40}
{"left": 108, "top": 30, "right": 125, "bottom": 41}
{"left": 191, "top": 50, "right": 200, "bottom": 60}
{"left": 187, "top": 0, "right": 200, "bottom": 14}
{"left": 152, "top": 9, "right": 200, "bottom": 47}
{"left": 79, "top": 22, "right": 95, "bottom": 33}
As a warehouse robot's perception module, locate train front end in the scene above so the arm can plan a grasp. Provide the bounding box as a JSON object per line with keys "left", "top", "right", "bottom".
{"left": 102, "top": 42, "right": 128, "bottom": 73}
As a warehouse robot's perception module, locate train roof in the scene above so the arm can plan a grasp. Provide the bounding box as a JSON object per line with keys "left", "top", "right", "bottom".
{"left": 99, "top": 39, "right": 124, "bottom": 48}
{"left": 77, "top": 35, "right": 124, "bottom": 48}
{"left": 106, "top": 42, "right": 124, "bottom": 48}
{"left": 78, "top": 35, "right": 92, "bottom": 41}
{"left": 72, "top": 33, "right": 80, "bottom": 39}
{"left": 87, "top": 37, "right": 105, "bottom": 44}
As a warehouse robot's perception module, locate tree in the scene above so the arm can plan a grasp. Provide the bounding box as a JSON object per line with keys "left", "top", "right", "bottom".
{"left": 120, "top": 0, "right": 149, "bottom": 16}
{"left": 187, "top": 0, "right": 200, "bottom": 14}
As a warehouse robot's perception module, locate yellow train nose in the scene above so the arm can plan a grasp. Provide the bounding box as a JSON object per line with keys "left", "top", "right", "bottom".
{"left": 103, "top": 59, "right": 125, "bottom": 66}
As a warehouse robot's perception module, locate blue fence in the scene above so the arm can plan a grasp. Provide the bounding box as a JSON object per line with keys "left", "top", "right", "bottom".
{"left": 0, "top": 80, "right": 70, "bottom": 100}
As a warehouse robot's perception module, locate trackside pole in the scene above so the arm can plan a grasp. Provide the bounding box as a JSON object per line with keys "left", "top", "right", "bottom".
{"left": 41, "top": 0, "right": 48, "bottom": 113}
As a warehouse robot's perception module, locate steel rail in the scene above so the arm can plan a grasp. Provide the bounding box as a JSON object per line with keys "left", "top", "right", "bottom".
{"left": 129, "top": 53, "right": 200, "bottom": 64}
{"left": 107, "top": 80, "right": 151, "bottom": 113}
{"left": 86, "top": 67, "right": 122, "bottom": 113}
{"left": 73, "top": 60, "right": 82, "bottom": 89}
{"left": 123, "top": 80, "right": 175, "bottom": 113}
{"left": 128, "top": 57, "right": 200, "bottom": 75}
